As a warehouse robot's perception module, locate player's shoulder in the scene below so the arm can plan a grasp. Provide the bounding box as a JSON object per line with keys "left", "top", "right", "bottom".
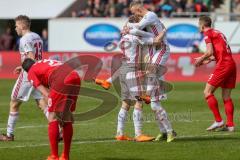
{"left": 145, "top": 11, "right": 158, "bottom": 18}
{"left": 21, "top": 32, "right": 42, "bottom": 43}
{"left": 204, "top": 29, "right": 213, "bottom": 36}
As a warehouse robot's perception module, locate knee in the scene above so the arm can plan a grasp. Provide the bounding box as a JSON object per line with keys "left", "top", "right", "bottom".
{"left": 203, "top": 89, "right": 212, "bottom": 98}
{"left": 10, "top": 101, "right": 20, "bottom": 112}
{"left": 222, "top": 94, "right": 231, "bottom": 101}
{"left": 37, "top": 99, "right": 48, "bottom": 111}
{"left": 134, "top": 101, "right": 143, "bottom": 110}
{"left": 150, "top": 101, "right": 162, "bottom": 111}
{"left": 122, "top": 101, "right": 130, "bottom": 111}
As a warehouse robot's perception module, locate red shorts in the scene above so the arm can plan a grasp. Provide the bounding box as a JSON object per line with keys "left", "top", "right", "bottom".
{"left": 208, "top": 62, "right": 236, "bottom": 89}
{"left": 48, "top": 71, "right": 81, "bottom": 112}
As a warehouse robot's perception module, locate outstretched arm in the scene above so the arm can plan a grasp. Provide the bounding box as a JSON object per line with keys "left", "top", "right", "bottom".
{"left": 138, "top": 29, "right": 166, "bottom": 45}
{"left": 129, "top": 28, "right": 154, "bottom": 37}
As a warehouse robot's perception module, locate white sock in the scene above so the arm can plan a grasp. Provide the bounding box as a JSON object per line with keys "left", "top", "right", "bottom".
{"left": 107, "top": 77, "right": 113, "bottom": 83}
{"left": 43, "top": 107, "right": 49, "bottom": 119}
{"left": 116, "top": 108, "right": 128, "bottom": 136}
{"left": 133, "top": 108, "right": 143, "bottom": 137}
{"left": 107, "top": 68, "right": 120, "bottom": 83}
{"left": 151, "top": 101, "right": 172, "bottom": 133}
{"left": 156, "top": 109, "right": 172, "bottom": 133}
{"left": 158, "top": 120, "right": 167, "bottom": 134}
{"left": 7, "top": 112, "right": 19, "bottom": 136}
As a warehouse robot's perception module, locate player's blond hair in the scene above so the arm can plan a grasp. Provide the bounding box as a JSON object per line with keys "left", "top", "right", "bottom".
{"left": 129, "top": 1, "right": 143, "bottom": 9}
{"left": 15, "top": 15, "right": 31, "bottom": 29}
{"left": 199, "top": 16, "right": 212, "bottom": 27}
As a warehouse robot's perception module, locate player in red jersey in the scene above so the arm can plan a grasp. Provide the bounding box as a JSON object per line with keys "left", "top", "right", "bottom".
{"left": 22, "top": 58, "right": 81, "bottom": 160}
{"left": 195, "top": 16, "right": 236, "bottom": 132}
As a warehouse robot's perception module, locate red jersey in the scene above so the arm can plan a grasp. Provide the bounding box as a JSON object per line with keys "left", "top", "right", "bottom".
{"left": 28, "top": 59, "right": 62, "bottom": 88}
{"left": 203, "top": 29, "right": 234, "bottom": 64}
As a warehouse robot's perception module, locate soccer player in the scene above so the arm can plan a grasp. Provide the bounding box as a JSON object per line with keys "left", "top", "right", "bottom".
{"left": 0, "top": 15, "right": 48, "bottom": 141}
{"left": 96, "top": 15, "right": 163, "bottom": 142}
{"left": 194, "top": 16, "right": 236, "bottom": 132}
{"left": 22, "top": 58, "right": 81, "bottom": 160}
{"left": 127, "top": 1, "right": 176, "bottom": 142}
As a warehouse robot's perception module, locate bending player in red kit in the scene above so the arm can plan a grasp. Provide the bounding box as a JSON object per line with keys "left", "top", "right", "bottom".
{"left": 22, "top": 58, "right": 81, "bottom": 160}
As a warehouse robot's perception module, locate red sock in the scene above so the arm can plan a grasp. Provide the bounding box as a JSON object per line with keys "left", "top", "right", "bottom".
{"left": 206, "top": 94, "right": 222, "bottom": 122}
{"left": 224, "top": 99, "right": 234, "bottom": 127}
{"left": 63, "top": 122, "right": 73, "bottom": 159}
{"left": 48, "top": 121, "right": 59, "bottom": 157}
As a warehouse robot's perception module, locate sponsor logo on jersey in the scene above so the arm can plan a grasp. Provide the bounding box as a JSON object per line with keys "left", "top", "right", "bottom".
{"left": 84, "top": 23, "right": 121, "bottom": 47}
{"left": 167, "top": 24, "right": 203, "bottom": 48}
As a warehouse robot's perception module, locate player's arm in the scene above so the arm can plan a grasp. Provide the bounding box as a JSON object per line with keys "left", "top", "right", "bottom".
{"left": 153, "top": 28, "right": 166, "bottom": 44}
{"left": 129, "top": 28, "right": 154, "bottom": 37}
{"left": 26, "top": 51, "right": 35, "bottom": 60}
{"left": 136, "top": 13, "right": 156, "bottom": 30}
{"left": 14, "top": 51, "right": 35, "bottom": 74}
{"left": 138, "top": 29, "right": 166, "bottom": 45}
{"left": 37, "top": 85, "right": 49, "bottom": 99}
{"left": 24, "top": 40, "right": 35, "bottom": 60}
{"left": 201, "top": 56, "right": 215, "bottom": 65}
{"left": 194, "top": 43, "right": 214, "bottom": 67}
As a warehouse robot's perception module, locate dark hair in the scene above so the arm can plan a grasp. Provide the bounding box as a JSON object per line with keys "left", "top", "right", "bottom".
{"left": 199, "top": 16, "right": 212, "bottom": 27}
{"left": 128, "top": 15, "right": 141, "bottom": 23}
{"left": 15, "top": 15, "right": 31, "bottom": 29}
{"left": 22, "top": 58, "right": 35, "bottom": 72}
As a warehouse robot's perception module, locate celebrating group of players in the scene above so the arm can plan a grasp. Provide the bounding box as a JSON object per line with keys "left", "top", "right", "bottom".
{"left": 0, "top": 1, "right": 237, "bottom": 160}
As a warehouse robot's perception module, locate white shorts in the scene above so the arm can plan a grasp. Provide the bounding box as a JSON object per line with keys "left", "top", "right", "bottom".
{"left": 11, "top": 71, "right": 42, "bottom": 102}
{"left": 151, "top": 45, "right": 170, "bottom": 66}
{"left": 149, "top": 45, "right": 170, "bottom": 102}
{"left": 120, "top": 70, "right": 143, "bottom": 101}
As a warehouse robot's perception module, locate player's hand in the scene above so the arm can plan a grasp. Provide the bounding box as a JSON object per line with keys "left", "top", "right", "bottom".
{"left": 14, "top": 66, "right": 22, "bottom": 74}
{"left": 194, "top": 57, "right": 204, "bottom": 67}
{"left": 121, "top": 26, "right": 130, "bottom": 35}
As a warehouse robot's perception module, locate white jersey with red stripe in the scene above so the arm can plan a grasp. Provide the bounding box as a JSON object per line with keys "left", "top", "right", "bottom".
{"left": 11, "top": 32, "right": 43, "bottom": 101}
{"left": 137, "top": 11, "right": 168, "bottom": 44}
{"left": 135, "top": 11, "right": 170, "bottom": 66}
{"left": 19, "top": 32, "right": 43, "bottom": 62}
{"left": 120, "top": 34, "right": 141, "bottom": 64}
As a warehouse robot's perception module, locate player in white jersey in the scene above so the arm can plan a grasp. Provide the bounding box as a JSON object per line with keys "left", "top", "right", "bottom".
{"left": 96, "top": 15, "right": 164, "bottom": 142}
{"left": 127, "top": 1, "right": 176, "bottom": 142}
{"left": 0, "top": 15, "right": 48, "bottom": 141}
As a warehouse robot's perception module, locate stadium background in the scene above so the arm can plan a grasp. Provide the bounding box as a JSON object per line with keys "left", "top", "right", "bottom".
{"left": 0, "top": 0, "right": 240, "bottom": 160}
{"left": 0, "top": 0, "right": 240, "bottom": 81}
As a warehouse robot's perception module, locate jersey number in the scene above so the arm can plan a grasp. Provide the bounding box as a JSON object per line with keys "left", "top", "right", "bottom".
{"left": 34, "top": 42, "right": 43, "bottom": 60}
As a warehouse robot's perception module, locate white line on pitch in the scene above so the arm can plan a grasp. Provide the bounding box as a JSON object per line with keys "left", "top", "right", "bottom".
{"left": 0, "top": 133, "right": 235, "bottom": 149}
{"left": 0, "top": 120, "right": 213, "bottom": 130}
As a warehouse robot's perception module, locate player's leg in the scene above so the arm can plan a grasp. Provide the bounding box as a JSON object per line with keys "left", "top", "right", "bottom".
{"left": 204, "top": 83, "right": 224, "bottom": 131}
{"left": 59, "top": 72, "right": 81, "bottom": 160}
{"left": 47, "top": 111, "right": 60, "bottom": 160}
{"left": 35, "top": 98, "right": 49, "bottom": 119}
{"left": 0, "top": 100, "right": 21, "bottom": 141}
{"left": 142, "top": 47, "right": 169, "bottom": 104}
{"left": 221, "top": 88, "right": 234, "bottom": 131}
{"left": 133, "top": 101, "right": 143, "bottom": 137}
{"left": 32, "top": 86, "right": 49, "bottom": 118}
{"left": 220, "top": 66, "right": 236, "bottom": 132}
{"left": 0, "top": 72, "right": 27, "bottom": 141}
{"left": 59, "top": 105, "right": 74, "bottom": 160}
{"left": 116, "top": 100, "right": 132, "bottom": 140}
{"left": 115, "top": 72, "right": 133, "bottom": 140}
{"left": 151, "top": 101, "right": 176, "bottom": 142}
{"left": 133, "top": 101, "right": 155, "bottom": 142}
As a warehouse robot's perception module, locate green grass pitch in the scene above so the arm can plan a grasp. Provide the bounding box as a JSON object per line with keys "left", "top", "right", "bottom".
{"left": 0, "top": 79, "right": 239, "bottom": 160}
